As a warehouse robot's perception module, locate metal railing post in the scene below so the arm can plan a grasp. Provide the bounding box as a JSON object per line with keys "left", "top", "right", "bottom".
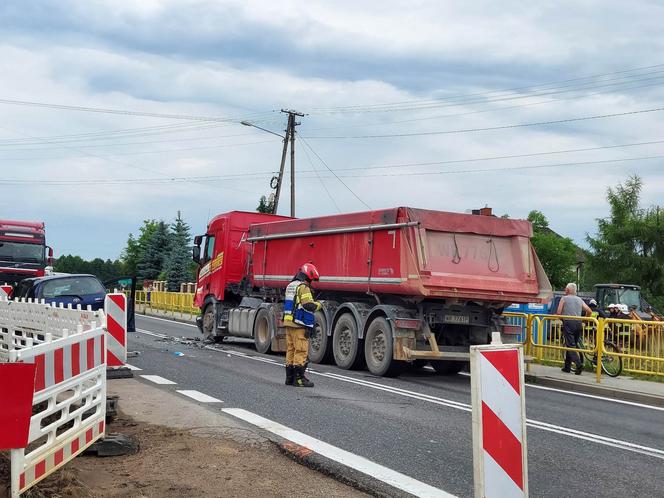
{"left": 596, "top": 317, "right": 605, "bottom": 384}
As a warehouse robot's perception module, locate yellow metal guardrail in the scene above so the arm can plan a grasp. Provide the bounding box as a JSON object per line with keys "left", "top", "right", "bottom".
{"left": 130, "top": 291, "right": 664, "bottom": 381}
{"left": 603, "top": 318, "right": 664, "bottom": 377}
{"left": 530, "top": 315, "right": 603, "bottom": 382}
{"left": 134, "top": 290, "right": 199, "bottom": 317}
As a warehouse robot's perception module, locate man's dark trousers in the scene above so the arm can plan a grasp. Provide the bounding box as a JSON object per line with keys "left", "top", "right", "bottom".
{"left": 563, "top": 319, "right": 582, "bottom": 367}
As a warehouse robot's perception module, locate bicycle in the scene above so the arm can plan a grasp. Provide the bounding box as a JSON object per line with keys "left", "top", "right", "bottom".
{"left": 577, "top": 335, "right": 623, "bottom": 377}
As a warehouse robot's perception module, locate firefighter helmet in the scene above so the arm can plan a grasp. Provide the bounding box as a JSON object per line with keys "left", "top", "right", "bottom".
{"left": 300, "top": 263, "right": 320, "bottom": 282}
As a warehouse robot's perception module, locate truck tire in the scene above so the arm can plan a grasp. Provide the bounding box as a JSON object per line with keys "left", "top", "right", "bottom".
{"left": 308, "top": 311, "right": 332, "bottom": 364}
{"left": 364, "top": 317, "right": 402, "bottom": 377}
{"left": 333, "top": 313, "right": 364, "bottom": 370}
{"left": 431, "top": 360, "right": 466, "bottom": 375}
{"left": 253, "top": 308, "right": 273, "bottom": 354}
{"left": 201, "top": 304, "right": 217, "bottom": 341}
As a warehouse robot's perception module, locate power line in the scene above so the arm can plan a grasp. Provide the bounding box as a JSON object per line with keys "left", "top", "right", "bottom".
{"left": 4, "top": 151, "right": 663, "bottom": 186}
{"left": 0, "top": 121, "right": 224, "bottom": 145}
{"left": 297, "top": 153, "right": 664, "bottom": 178}
{"left": 307, "top": 106, "right": 664, "bottom": 139}
{"left": 0, "top": 139, "right": 280, "bottom": 161}
{"left": 298, "top": 136, "right": 371, "bottom": 210}
{"left": 308, "top": 63, "right": 664, "bottom": 112}
{"left": 0, "top": 124, "right": 262, "bottom": 195}
{"left": 0, "top": 130, "right": 272, "bottom": 151}
{"left": 0, "top": 98, "right": 275, "bottom": 123}
{"left": 299, "top": 137, "right": 341, "bottom": 213}
{"left": 318, "top": 77, "right": 664, "bottom": 131}
{"left": 321, "top": 138, "right": 664, "bottom": 172}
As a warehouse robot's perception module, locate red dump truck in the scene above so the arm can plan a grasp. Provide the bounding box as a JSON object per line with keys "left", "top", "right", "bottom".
{"left": 192, "top": 207, "right": 552, "bottom": 376}
{"left": 0, "top": 219, "right": 53, "bottom": 295}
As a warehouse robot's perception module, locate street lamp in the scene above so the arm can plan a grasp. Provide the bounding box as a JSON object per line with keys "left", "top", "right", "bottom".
{"left": 240, "top": 121, "right": 285, "bottom": 139}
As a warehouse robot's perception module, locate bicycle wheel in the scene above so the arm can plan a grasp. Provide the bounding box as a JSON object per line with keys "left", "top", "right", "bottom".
{"left": 579, "top": 338, "right": 595, "bottom": 365}
{"left": 600, "top": 342, "right": 623, "bottom": 377}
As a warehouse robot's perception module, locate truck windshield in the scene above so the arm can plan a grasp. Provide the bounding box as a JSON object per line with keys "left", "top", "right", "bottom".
{"left": 0, "top": 241, "right": 45, "bottom": 264}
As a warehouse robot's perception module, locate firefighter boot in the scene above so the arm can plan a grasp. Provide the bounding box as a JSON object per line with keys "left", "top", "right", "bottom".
{"left": 285, "top": 365, "right": 295, "bottom": 386}
{"left": 294, "top": 365, "right": 314, "bottom": 388}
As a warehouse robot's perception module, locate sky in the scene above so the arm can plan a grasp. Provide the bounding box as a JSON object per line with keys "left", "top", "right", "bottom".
{"left": 1, "top": 0, "right": 664, "bottom": 260}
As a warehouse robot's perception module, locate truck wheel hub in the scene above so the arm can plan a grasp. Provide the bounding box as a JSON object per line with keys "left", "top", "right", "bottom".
{"left": 371, "top": 333, "right": 386, "bottom": 362}
{"left": 339, "top": 329, "right": 352, "bottom": 355}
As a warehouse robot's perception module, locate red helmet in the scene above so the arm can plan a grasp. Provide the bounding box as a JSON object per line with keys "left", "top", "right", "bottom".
{"left": 300, "top": 263, "right": 320, "bottom": 281}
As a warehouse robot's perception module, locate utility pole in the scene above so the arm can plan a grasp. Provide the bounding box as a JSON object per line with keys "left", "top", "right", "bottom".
{"left": 272, "top": 117, "right": 291, "bottom": 216}
{"left": 281, "top": 109, "right": 304, "bottom": 217}
{"left": 242, "top": 110, "right": 304, "bottom": 217}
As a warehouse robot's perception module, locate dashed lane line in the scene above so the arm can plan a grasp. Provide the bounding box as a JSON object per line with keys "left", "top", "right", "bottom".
{"left": 140, "top": 374, "right": 177, "bottom": 385}
{"left": 222, "top": 408, "right": 456, "bottom": 498}
{"left": 177, "top": 390, "right": 223, "bottom": 403}
{"left": 124, "top": 363, "right": 142, "bottom": 371}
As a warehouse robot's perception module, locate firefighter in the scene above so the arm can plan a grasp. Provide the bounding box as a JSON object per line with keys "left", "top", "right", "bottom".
{"left": 283, "top": 263, "right": 321, "bottom": 387}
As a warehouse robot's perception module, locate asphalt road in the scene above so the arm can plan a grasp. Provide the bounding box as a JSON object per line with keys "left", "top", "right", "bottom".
{"left": 127, "top": 315, "right": 664, "bottom": 498}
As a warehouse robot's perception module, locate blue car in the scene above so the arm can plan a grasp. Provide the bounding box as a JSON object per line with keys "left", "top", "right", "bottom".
{"left": 15, "top": 274, "right": 106, "bottom": 310}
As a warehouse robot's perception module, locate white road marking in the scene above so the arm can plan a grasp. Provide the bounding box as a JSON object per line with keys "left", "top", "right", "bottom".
{"left": 524, "top": 383, "right": 664, "bottom": 412}
{"left": 132, "top": 317, "right": 664, "bottom": 456}
{"left": 223, "top": 408, "right": 455, "bottom": 498}
{"left": 460, "top": 371, "right": 664, "bottom": 412}
{"left": 177, "top": 390, "right": 223, "bottom": 403}
{"left": 124, "top": 363, "right": 142, "bottom": 371}
{"left": 316, "top": 372, "right": 664, "bottom": 461}
{"left": 140, "top": 374, "right": 177, "bottom": 385}
{"left": 137, "top": 314, "right": 198, "bottom": 327}
{"left": 136, "top": 328, "right": 168, "bottom": 339}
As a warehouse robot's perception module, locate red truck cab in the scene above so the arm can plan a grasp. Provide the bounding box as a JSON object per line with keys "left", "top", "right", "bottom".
{"left": 193, "top": 211, "right": 290, "bottom": 331}
{"left": 0, "top": 220, "right": 53, "bottom": 292}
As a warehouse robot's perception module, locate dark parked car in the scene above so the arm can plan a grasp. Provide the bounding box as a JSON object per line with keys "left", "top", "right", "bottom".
{"left": 15, "top": 274, "right": 106, "bottom": 310}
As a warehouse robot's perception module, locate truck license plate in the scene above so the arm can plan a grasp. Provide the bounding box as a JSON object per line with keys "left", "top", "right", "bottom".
{"left": 444, "top": 314, "right": 470, "bottom": 325}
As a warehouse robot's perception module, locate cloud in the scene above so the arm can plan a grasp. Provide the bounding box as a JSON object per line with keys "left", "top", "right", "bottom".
{"left": 0, "top": 0, "right": 663, "bottom": 261}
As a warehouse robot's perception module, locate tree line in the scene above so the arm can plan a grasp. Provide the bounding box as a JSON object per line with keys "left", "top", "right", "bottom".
{"left": 54, "top": 213, "right": 196, "bottom": 291}
{"left": 528, "top": 175, "right": 663, "bottom": 310}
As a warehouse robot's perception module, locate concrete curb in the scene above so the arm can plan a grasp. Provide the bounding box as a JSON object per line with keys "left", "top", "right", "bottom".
{"left": 525, "top": 374, "right": 664, "bottom": 407}
{"left": 273, "top": 435, "right": 416, "bottom": 498}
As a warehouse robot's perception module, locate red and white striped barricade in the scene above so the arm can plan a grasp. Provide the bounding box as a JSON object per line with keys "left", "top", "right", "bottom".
{"left": 470, "top": 344, "right": 528, "bottom": 498}
{"left": 0, "top": 284, "right": 12, "bottom": 299}
{"left": 104, "top": 293, "right": 127, "bottom": 367}
{"left": 0, "top": 299, "right": 106, "bottom": 498}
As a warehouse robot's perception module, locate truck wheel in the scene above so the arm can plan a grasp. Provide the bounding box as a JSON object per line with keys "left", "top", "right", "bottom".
{"left": 253, "top": 308, "right": 273, "bottom": 354}
{"left": 202, "top": 304, "right": 217, "bottom": 341}
{"left": 431, "top": 360, "right": 465, "bottom": 375}
{"left": 333, "top": 314, "right": 364, "bottom": 370}
{"left": 364, "top": 317, "right": 402, "bottom": 377}
{"left": 308, "top": 311, "right": 332, "bottom": 364}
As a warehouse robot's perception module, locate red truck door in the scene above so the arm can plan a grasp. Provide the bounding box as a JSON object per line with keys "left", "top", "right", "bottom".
{"left": 196, "top": 219, "right": 226, "bottom": 302}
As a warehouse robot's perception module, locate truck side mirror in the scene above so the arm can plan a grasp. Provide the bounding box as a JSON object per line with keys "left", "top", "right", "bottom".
{"left": 194, "top": 235, "right": 203, "bottom": 246}
{"left": 46, "top": 246, "right": 54, "bottom": 265}
{"left": 192, "top": 246, "right": 201, "bottom": 263}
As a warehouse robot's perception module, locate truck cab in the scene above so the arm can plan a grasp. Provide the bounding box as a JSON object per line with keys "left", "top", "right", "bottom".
{"left": 0, "top": 220, "right": 53, "bottom": 292}
{"left": 192, "top": 211, "right": 290, "bottom": 337}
